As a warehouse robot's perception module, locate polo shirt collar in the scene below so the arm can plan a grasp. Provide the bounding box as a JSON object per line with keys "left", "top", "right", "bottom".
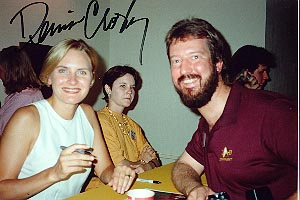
{"left": 200, "top": 83, "right": 242, "bottom": 131}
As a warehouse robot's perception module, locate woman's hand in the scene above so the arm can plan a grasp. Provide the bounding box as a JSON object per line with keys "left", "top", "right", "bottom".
{"left": 238, "top": 70, "right": 260, "bottom": 89}
{"left": 138, "top": 145, "right": 156, "bottom": 163}
{"left": 130, "top": 162, "right": 154, "bottom": 174}
{"left": 50, "top": 144, "right": 95, "bottom": 182}
{"left": 244, "top": 75, "right": 260, "bottom": 89}
{"left": 108, "top": 163, "right": 136, "bottom": 194}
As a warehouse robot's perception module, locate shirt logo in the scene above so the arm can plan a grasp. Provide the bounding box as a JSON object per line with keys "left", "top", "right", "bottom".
{"left": 219, "top": 146, "right": 233, "bottom": 161}
{"left": 130, "top": 130, "right": 136, "bottom": 140}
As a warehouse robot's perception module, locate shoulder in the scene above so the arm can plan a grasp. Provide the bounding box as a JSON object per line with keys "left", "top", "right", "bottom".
{"left": 16, "top": 88, "right": 42, "bottom": 98}
{"left": 29, "top": 89, "right": 44, "bottom": 100}
{"left": 80, "top": 103, "right": 94, "bottom": 112}
{"left": 78, "top": 104, "right": 102, "bottom": 135}
{"left": 9, "top": 89, "right": 43, "bottom": 105}
{"left": 234, "top": 87, "right": 297, "bottom": 127}
{"left": 96, "top": 107, "right": 107, "bottom": 115}
{"left": 232, "top": 83, "right": 295, "bottom": 109}
{"left": 127, "top": 116, "right": 141, "bottom": 129}
{"left": 79, "top": 103, "right": 97, "bottom": 120}
{"left": 2, "top": 104, "right": 40, "bottom": 139}
{"left": 13, "top": 104, "right": 40, "bottom": 122}
{"left": 96, "top": 107, "right": 110, "bottom": 121}
{"left": 262, "top": 93, "right": 297, "bottom": 123}
{"left": 250, "top": 90, "right": 295, "bottom": 111}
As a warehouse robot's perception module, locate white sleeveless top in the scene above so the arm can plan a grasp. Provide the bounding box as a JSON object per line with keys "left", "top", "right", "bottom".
{"left": 18, "top": 100, "right": 94, "bottom": 199}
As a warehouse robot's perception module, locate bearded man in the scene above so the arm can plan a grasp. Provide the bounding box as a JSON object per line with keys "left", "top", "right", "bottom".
{"left": 165, "top": 18, "right": 297, "bottom": 200}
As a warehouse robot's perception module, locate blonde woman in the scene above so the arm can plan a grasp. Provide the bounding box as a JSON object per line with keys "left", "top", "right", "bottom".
{"left": 0, "top": 39, "right": 136, "bottom": 199}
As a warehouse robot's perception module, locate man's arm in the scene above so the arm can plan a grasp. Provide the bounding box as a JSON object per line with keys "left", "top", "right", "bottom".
{"left": 172, "top": 151, "right": 214, "bottom": 199}
{"left": 286, "top": 192, "right": 298, "bottom": 200}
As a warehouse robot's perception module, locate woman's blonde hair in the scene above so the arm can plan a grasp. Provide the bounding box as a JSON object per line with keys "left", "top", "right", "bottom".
{"left": 39, "top": 39, "right": 99, "bottom": 86}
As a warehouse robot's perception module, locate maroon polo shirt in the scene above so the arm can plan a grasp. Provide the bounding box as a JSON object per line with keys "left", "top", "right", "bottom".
{"left": 186, "top": 84, "right": 297, "bottom": 200}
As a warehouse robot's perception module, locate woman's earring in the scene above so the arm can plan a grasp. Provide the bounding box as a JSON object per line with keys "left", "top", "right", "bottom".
{"left": 89, "top": 80, "right": 95, "bottom": 88}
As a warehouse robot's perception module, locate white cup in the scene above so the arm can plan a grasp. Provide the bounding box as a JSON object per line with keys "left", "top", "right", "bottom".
{"left": 127, "top": 189, "right": 155, "bottom": 200}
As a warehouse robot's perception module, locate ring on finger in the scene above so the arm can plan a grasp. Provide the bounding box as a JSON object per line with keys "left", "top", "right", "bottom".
{"left": 126, "top": 175, "right": 133, "bottom": 179}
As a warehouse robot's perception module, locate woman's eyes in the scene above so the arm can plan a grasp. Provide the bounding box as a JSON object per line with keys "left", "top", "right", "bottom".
{"left": 57, "top": 68, "right": 90, "bottom": 77}
{"left": 77, "top": 70, "right": 88, "bottom": 76}
{"left": 119, "top": 84, "right": 135, "bottom": 89}
{"left": 58, "top": 68, "right": 67, "bottom": 73}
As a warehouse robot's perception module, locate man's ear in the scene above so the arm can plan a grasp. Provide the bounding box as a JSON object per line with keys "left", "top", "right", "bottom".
{"left": 216, "top": 61, "right": 223, "bottom": 73}
{"left": 104, "top": 84, "right": 111, "bottom": 94}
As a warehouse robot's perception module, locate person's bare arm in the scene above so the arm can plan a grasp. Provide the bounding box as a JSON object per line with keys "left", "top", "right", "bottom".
{"left": 83, "top": 105, "right": 136, "bottom": 194}
{"left": 172, "top": 151, "right": 214, "bottom": 199}
{"left": 0, "top": 106, "right": 94, "bottom": 199}
{"left": 148, "top": 158, "right": 161, "bottom": 168}
{"left": 129, "top": 145, "right": 161, "bottom": 174}
{"left": 122, "top": 158, "right": 159, "bottom": 174}
{"left": 286, "top": 192, "right": 298, "bottom": 200}
{"left": 0, "top": 106, "right": 53, "bottom": 199}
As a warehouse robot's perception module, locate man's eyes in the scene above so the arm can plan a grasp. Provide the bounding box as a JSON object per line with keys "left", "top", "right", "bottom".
{"left": 259, "top": 70, "right": 266, "bottom": 74}
{"left": 192, "top": 55, "right": 199, "bottom": 60}
{"left": 170, "top": 58, "right": 181, "bottom": 66}
{"left": 171, "top": 55, "right": 200, "bottom": 63}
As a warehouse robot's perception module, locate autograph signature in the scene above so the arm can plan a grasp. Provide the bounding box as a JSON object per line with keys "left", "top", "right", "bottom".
{"left": 10, "top": 0, "right": 149, "bottom": 65}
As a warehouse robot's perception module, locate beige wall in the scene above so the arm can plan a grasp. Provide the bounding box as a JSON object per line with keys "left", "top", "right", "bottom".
{"left": 0, "top": 0, "right": 266, "bottom": 164}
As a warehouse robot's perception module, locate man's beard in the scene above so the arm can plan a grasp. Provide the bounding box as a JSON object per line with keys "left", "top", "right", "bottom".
{"left": 175, "top": 67, "right": 218, "bottom": 108}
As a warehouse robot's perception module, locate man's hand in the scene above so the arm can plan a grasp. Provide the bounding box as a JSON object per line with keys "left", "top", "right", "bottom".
{"left": 187, "top": 185, "right": 215, "bottom": 200}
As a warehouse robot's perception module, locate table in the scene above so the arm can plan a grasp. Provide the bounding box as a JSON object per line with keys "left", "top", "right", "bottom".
{"left": 66, "top": 162, "right": 207, "bottom": 200}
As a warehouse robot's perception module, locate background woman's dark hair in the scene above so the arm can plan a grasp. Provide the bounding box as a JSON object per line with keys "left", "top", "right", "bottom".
{"left": 102, "top": 65, "right": 141, "bottom": 103}
{"left": 165, "top": 17, "right": 232, "bottom": 84}
{"left": 0, "top": 46, "right": 41, "bottom": 95}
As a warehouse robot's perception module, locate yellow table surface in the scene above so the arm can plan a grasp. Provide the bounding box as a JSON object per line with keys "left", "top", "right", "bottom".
{"left": 66, "top": 162, "right": 207, "bottom": 200}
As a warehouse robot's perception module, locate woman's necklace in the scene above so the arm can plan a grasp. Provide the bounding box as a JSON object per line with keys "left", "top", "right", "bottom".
{"left": 106, "top": 107, "right": 131, "bottom": 136}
